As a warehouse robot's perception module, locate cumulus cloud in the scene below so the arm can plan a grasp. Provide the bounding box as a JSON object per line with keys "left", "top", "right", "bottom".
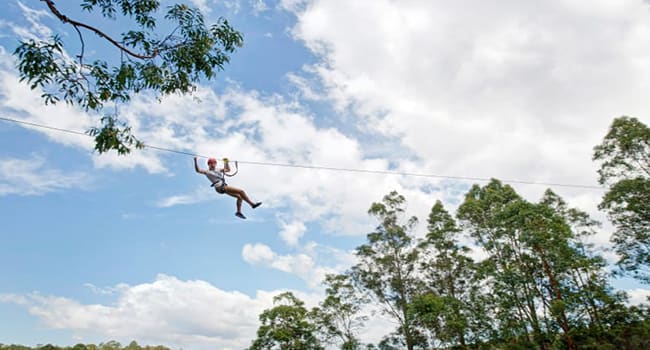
{"left": 242, "top": 242, "right": 276, "bottom": 264}
{"left": 282, "top": 0, "right": 650, "bottom": 194}
{"left": 278, "top": 219, "right": 307, "bottom": 246}
{"left": 242, "top": 242, "right": 344, "bottom": 288}
{"left": 1, "top": 275, "right": 401, "bottom": 349}
{"left": 272, "top": 0, "right": 650, "bottom": 265}
{"left": 0, "top": 275, "right": 323, "bottom": 350}
{"left": 0, "top": 155, "right": 90, "bottom": 196}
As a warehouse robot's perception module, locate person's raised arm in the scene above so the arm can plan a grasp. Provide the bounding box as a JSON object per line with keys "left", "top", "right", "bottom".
{"left": 223, "top": 158, "right": 231, "bottom": 173}
{"left": 194, "top": 157, "right": 206, "bottom": 174}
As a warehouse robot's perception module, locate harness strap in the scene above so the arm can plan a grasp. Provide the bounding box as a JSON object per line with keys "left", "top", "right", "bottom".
{"left": 211, "top": 178, "right": 227, "bottom": 186}
{"left": 211, "top": 181, "right": 226, "bottom": 193}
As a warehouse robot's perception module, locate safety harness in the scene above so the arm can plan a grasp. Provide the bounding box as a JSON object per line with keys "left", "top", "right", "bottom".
{"left": 209, "top": 159, "right": 238, "bottom": 194}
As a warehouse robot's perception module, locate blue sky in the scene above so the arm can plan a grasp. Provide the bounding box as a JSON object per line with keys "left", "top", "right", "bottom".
{"left": 1, "top": 0, "right": 650, "bottom": 349}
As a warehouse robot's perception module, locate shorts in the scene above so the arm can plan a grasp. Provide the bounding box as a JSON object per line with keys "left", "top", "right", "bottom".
{"left": 211, "top": 181, "right": 226, "bottom": 194}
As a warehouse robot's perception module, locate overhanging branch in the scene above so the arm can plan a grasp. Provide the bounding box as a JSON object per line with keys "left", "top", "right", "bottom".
{"left": 42, "top": 0, "right": 158, "bottom": 60}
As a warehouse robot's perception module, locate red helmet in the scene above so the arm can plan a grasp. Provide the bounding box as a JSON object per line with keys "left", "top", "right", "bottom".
{"left": 207, "top": 158, "right": 217, "bottom": 165}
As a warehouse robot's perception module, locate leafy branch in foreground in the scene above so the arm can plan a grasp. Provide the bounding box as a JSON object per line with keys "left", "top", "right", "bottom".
{"left": 14, "top": 0, "right": 243, "bottom": 154}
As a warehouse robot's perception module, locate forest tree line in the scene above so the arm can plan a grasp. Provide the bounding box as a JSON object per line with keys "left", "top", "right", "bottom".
{"left": 244, "top": 116, "right": 650, "bottom": 350}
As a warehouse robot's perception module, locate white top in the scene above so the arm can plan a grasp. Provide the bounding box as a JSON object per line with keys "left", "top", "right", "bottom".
{"left": 205, "top": 169, "right": 225, "bottom": 185}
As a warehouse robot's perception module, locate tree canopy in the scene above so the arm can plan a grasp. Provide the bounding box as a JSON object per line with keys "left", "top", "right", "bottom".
{"left": 247, "top": 292, "right": 324, "bottom": 350}
{"left": 242, "top": 184, "right": 648, "bottom": 350}
{"left": 14, "top": 0, "right": 243, "bottom": 154}
{"left": 594, "top": 116, "right": 650, "bottom": 283}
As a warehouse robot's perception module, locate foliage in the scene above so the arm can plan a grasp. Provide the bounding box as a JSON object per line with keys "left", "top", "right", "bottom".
{"left": 594, "top": 117, "right": 650, "bottom": 183}
{"left": 14, "top": 0, "right": 243, "bottom": 154}
{"left": 242, "top": 187, "right": 648, "bottom": 350}
{"left": 312, "top": 274, "right": 367, "bottom": 350}
{"left": 248, "top": 292, "right": 324, "bottom": 350}
{"left": 456, "top": 180, "right": 629, "bottom": 350}
{"left": 594, "top": 116, "right": 650, "bottom": 283}
{"left": 0, "top": 341, "right": 170, "bottom": 350}
{"left": 413, "top": 200, "right": 490, "bottom": 348}
{"left": 350, "top": 191, "right": 426, "bottom": 350}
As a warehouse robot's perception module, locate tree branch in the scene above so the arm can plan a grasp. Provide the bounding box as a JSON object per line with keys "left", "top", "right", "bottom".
{"left": 42, "top": 0, "right": 158, "bottom": 60}
{"left": 73, "top": 24, "right": 84, "bottom": 66}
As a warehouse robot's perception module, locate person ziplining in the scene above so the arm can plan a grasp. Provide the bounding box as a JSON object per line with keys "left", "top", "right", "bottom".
{"left": 194, "top": 156, "right": 262, "bottom": 219}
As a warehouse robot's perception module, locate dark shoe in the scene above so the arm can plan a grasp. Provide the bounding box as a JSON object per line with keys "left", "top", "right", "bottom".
{"left": 252, "top": 202, "right": 262, "bottom": 209}
{"left": 235, "top": 212, "right": 246, "bottom": 219}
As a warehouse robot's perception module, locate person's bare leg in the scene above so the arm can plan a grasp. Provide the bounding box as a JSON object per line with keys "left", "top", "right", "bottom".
{"left": 225, "top": 191, "right": 244, "bottom": 214}
{"left": 226, "top": 186, "right": 256, "bottom": 207}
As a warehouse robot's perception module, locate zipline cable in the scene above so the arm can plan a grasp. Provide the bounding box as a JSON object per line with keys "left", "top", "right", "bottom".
{"left": 0, "top": 116, "right": 604, "bottom": 190}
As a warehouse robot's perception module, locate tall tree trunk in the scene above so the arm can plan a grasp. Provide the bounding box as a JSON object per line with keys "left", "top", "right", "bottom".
{"left": 537, "top": 246, "right": 576, "bottom": 350}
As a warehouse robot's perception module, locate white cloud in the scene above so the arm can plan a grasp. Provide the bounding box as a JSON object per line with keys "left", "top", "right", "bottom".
{"left": 251, "top": 0, "right": 269, "bottom": 15}
{"left": 242, "top": 242, "right": 276, "bottom": 264}
{"left": 1, "top": 275, "right": 398, "bottom": 349}
{"left": 278, "top": 219, "right": 307, "bottom": 246}
{"left": 0, "top": 57, "right": 96, "bottom": 148}
{"left": 0, "top": 293, "right": 28, "bottom": 305}
{"left": 627, "top": 288, "right": 650, "bottom": 305}
{"left": 13, "top": 1, "right": 53, "bottom": 41}
{"left": 156, "top": 193, "right": 203, "bottom": 208}
{"left": 223, "top": 0, "right": 242, "bottom": 14}
{"left": 283, "top": 0, "right": 650, "bottom": 193}
{"left": 187, "top": 0, "right": 211, "bottom": 14}
{"left": 274, "top": 0, "right": 650, "bottom": 263}
{"left": 242, "top": 242, "right": 340, "bottom": 288}
{"left": 83, "top": 283, "right": 129, "bottom": 296}
{"left": 0, "top": 275, "right": 323, "bottom": 350}
{"left": 0, "top": 156, "right": 90, "bottom": 196}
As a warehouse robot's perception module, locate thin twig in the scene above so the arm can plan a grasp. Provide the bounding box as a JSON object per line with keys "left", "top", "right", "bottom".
{"left": 73, "top": 24, "right": 84, "bottom": 67}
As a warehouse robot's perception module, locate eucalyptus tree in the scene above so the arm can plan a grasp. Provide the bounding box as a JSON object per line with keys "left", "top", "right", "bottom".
{"left": 351, "top": 191, "right": 425, "bottom": 350}
{"left": 312, "top": 274, "right": 367, "bottom": 350}
{"left": 413, "top": 200, "right": 488, "bottom": 349}
{"left": 248, "top": 292, "right": 323, "bottom": 350}
{"left": 508, "top": 193, "right": 581, "bottom": 349}
{"left": 458, "top": 179, "right": 630, "bottom": 349}
{"left": 594, "top": 116, "right": 650, "bottom": 283}
{"left": 456, "top": 180, "right": 545, "bottom": 348}
{"left": 15, "top": 0, "right": 243, "bottom": 154}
